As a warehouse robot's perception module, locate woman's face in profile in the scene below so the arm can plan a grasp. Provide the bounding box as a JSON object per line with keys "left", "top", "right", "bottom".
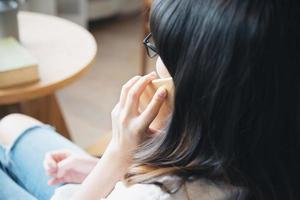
{"left": 156, "top": 57, "right": 171, "bottom": 79}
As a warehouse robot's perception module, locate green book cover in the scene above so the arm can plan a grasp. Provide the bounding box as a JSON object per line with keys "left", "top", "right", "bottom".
{"left": 0, "top": 37, "right": 38, "bottom": 72}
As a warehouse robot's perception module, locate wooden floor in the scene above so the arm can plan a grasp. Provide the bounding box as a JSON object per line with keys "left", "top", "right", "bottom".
{"left": 57, "top": 14, "right": 155, "bottom": 148}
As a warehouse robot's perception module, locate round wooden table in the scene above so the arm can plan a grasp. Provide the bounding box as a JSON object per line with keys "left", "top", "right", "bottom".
{"left": 0, "top": 12, "right": 97, "bottom": 139}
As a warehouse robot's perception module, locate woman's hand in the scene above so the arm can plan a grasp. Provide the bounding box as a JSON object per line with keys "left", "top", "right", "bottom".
{"left": 70, "top": 73, "right": 167, "bottom": 200}
{"left": 43, "top": 149, "right": 98, "bottom": 185}
{"left": 108, "top": 72, "right": 167, "bottom": 160}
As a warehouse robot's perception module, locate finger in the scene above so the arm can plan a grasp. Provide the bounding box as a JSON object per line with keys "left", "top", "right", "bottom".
{"left": 44, "top": 166, "right": 57, "bottom": 177}
{"left": 44, "top": 154, "right": 58, "bottom": 175}
{"left": 49, "top": 149, "right": 71, "bottom": 162}
{"left": 124, "top": 72, "right": 157, "bottom": 115}
{"left": 119, "top": 76, "right": 141, "bottom": 107}
{"left": 139, "top": 87, "right": 167, "bottom": 129}
{"left": 147, "top": 127, "right": 161, "bottom": 135}
{"left": 146, "top": 127, "right": 165, "bottom": 137}
{"left": 111, "top": 102, "right": 120, "bottom": 119}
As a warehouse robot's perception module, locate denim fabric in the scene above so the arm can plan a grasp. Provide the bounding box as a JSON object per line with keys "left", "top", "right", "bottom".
{"left": 0, "top": 165, "right": 38, "bottom": 200}
{"left": 0, "top": 125, "right": 87, "bottom": 200}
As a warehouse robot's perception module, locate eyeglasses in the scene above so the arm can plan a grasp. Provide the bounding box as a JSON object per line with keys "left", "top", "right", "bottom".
{"left": 143, "top": 33, "right": 158, "bottom": 58}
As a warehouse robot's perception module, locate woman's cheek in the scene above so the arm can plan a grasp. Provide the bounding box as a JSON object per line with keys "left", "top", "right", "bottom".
{"left": 156, "top": 57, "right": 171, "bottom": 79}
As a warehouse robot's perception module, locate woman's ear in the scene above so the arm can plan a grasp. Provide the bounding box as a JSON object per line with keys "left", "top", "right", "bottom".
{"left": 151, "top": 77, "right": 174, "bottom": 107}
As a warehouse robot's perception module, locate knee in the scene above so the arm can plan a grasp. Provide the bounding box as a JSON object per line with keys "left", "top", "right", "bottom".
{"left": 0, "top": 114, "right": 43, "bottom": 146}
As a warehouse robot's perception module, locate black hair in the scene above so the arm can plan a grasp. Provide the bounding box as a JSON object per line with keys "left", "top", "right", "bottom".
{"left": 128, "top": 0, "right": 300, "bottom": 199}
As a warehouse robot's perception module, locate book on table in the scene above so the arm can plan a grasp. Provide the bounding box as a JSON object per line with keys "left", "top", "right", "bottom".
{"left": 0, "top": 37, "right": 39, "bottom": 88}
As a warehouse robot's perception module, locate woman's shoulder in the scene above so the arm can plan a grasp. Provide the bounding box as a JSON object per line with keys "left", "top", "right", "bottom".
{"left": 51, "top": 177, "right": 239, "bottom": 200}
{"left": 106, "top": 181, "right": 169, "bottom": 200}
{"left": 106, "top": 177, "right": 236, "bottom": 200}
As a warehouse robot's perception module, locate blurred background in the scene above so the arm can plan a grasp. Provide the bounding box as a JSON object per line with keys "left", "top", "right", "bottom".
{"left": 21, "top": 0, "right": 142, "bottom": 27}
{"left": 0, "top": 0, "right": 155, "bottom": 151}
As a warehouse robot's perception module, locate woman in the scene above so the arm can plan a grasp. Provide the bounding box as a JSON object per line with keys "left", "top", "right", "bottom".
{"left": 1, "top": 0, "right": 300, "bottom": 199}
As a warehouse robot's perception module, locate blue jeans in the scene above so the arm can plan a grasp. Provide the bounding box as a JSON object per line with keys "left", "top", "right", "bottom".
{"left": 0, "top": 125, "right": 87, "bottom": 200}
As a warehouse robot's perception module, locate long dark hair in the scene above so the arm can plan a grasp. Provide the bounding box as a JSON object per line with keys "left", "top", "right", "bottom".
{"left": 126, "top": 0, "right": 300, "bottom": 199}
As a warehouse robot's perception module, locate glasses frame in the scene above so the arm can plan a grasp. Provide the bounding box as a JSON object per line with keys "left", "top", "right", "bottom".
{"left": 143, "top": 33, "right": 158, "bottom": 58}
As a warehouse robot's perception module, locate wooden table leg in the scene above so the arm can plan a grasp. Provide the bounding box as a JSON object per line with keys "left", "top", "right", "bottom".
{"left": 140, "top": 0, "right": 151, "bottom": 76}
{"left": 0, "top": 104, "right": 20, "bottom": 118}
{"left": 19, "top": 94, "right": 72, "bottom": 140}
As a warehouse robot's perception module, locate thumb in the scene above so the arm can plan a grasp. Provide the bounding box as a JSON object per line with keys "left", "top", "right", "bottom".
{"left": 44, "top": 155, "right": 58, "bottom": 176}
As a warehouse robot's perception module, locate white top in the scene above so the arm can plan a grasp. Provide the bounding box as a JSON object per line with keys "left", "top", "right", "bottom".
{"left": 51, "top": 176, "right": 238, "bottom": 200}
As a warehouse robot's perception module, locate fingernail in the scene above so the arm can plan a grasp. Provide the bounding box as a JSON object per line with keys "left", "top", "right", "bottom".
{"left": 157, "top": 87, "right": 167, "bottom": 98}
